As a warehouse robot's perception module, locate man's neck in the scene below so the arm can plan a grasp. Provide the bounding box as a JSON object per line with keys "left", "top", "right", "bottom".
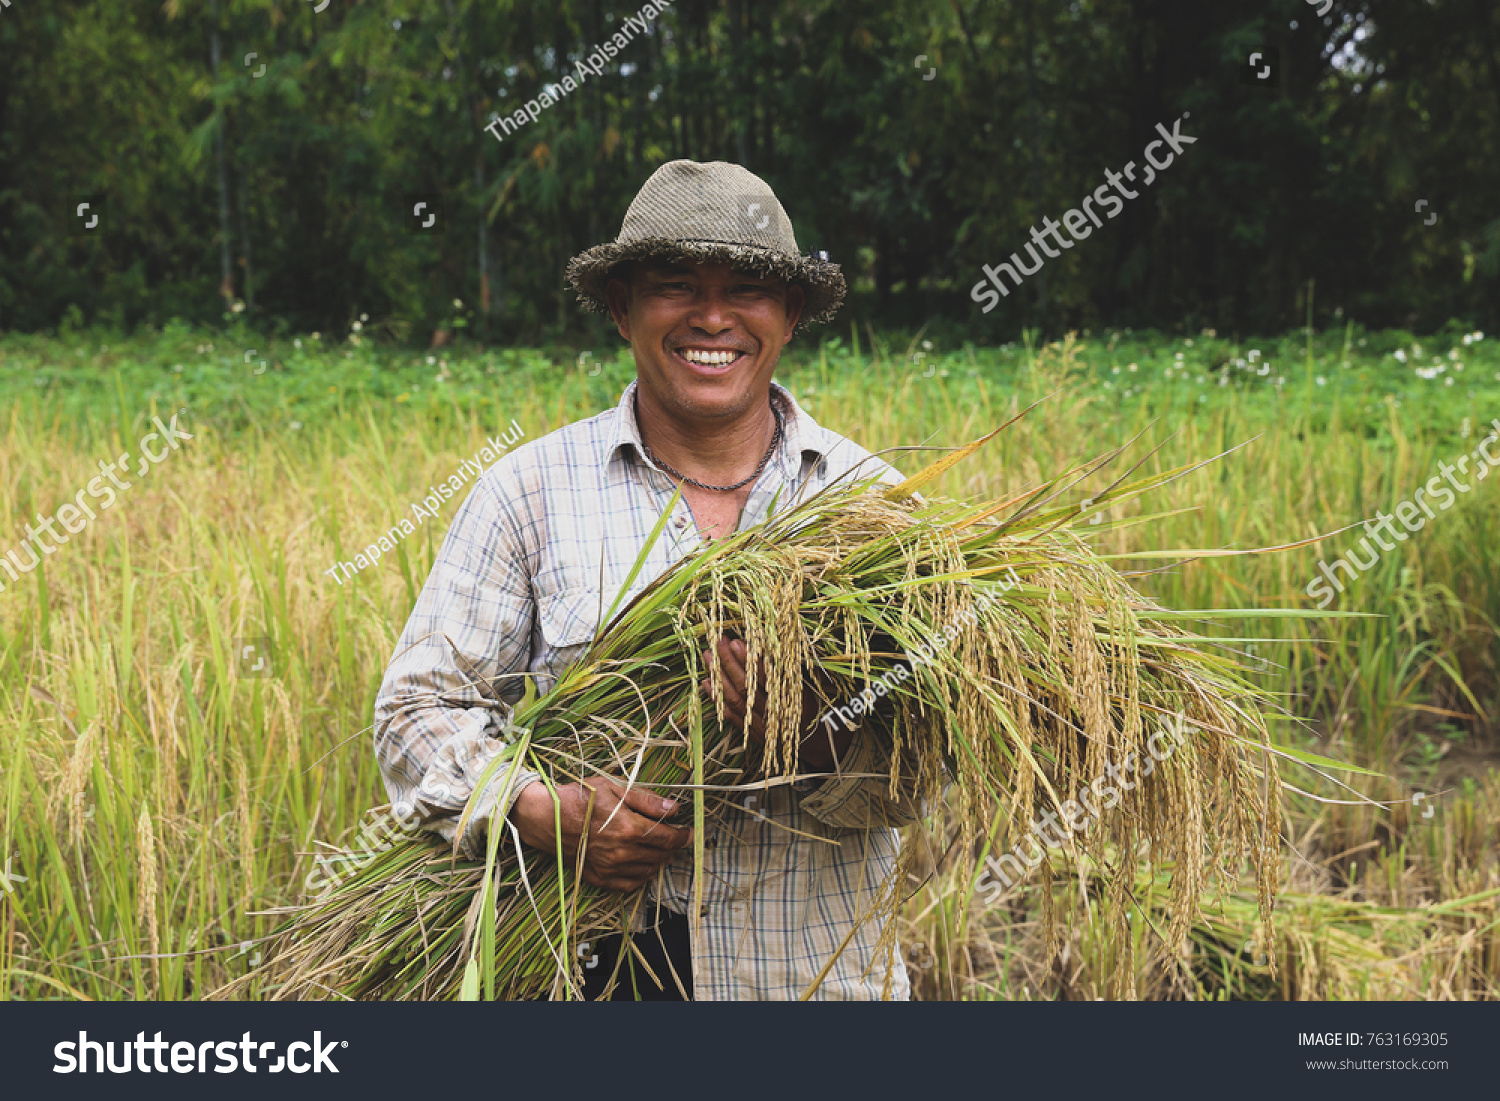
{"left": 633, "top": 386, "right": 780, "bottom": 486}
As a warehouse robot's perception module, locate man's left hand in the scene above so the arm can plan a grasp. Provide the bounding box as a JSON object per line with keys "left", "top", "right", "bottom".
{"left": 700, "top": 637, "right": 852, "bottom": 772}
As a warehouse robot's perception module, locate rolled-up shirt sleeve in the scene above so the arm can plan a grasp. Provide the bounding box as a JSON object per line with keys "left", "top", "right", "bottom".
{"left": 374, "top": 470, "right": 542, "bottom": 857}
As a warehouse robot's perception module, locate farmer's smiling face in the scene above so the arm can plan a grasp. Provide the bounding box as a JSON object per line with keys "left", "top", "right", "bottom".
{"left": 605, "top": 259, "right": 804, "bottom": 422}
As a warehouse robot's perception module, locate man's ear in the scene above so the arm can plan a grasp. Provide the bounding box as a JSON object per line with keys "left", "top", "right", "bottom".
{"left": 604, "top": 275, "right": 633, "bottom": 341}
{"left": 782, "top": 283, "right": 805, "bottom": 346}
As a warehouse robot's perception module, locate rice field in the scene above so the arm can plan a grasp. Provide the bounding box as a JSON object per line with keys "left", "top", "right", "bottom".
{"left": 2, "top": 319, "right": 1498, "bottom": 1000}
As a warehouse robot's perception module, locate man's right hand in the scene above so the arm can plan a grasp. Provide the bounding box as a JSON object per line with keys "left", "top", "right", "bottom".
{"left": 508, "top": 777, "right": 693, "bottom": 892}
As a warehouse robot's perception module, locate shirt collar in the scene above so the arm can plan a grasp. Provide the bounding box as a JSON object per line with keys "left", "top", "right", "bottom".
{"left": 606, "top": 378, "right": 832, "bottom": 473}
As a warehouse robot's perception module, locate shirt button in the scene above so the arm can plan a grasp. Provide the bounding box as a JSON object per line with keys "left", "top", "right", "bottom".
{"left": 674, "top": 516, "right": 688, "bottom": 530}
{"left": 699, "top": 906, "right": 709, "bottom": 918}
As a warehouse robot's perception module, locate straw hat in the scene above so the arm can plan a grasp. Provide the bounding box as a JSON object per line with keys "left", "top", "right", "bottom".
{"left": 564, "top": 159, "right": 845, "bottom": 332}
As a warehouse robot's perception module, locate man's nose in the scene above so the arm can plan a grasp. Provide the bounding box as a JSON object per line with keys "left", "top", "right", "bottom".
{"left": 684, "top": 288, "right": 735, "bottom": 332}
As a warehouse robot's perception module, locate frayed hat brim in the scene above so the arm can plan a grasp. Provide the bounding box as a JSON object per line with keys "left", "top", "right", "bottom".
{"left": 565, "top": 237, "right": 845, "bottom": 333}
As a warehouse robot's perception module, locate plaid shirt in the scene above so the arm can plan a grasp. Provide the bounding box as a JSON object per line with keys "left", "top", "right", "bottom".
{"left": 374, "top": 379, "right": 916, "bottom": 1000}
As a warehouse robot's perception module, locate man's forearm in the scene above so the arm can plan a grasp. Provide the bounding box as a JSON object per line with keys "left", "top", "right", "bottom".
{"left": 375, "top": 682, "right": 538, "bottom": 855}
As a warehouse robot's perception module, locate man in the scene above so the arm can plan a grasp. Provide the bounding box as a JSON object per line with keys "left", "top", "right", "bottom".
{"left": 374, "top": 159, "right": 919, "bottom": 1001}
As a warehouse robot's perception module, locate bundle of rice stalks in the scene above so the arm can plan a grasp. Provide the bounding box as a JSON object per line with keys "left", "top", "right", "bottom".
{"left": 222, "top": 429, "right": 1307, "bottom": 1001}
{"left": 1182, "top": 879, "right": 1500, "bottom": 1001}
{"left": 903, "top": 856, "right": 1500, "bottom": 1001}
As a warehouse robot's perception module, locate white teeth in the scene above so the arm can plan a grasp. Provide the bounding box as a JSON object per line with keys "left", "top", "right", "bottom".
{"left": 681, "top": 349, "right": 739, "bottom": 366}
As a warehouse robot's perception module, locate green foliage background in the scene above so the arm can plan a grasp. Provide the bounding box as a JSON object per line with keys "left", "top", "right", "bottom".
{"left": 0, "top": 0, "right": 1497, "bottom": 340}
